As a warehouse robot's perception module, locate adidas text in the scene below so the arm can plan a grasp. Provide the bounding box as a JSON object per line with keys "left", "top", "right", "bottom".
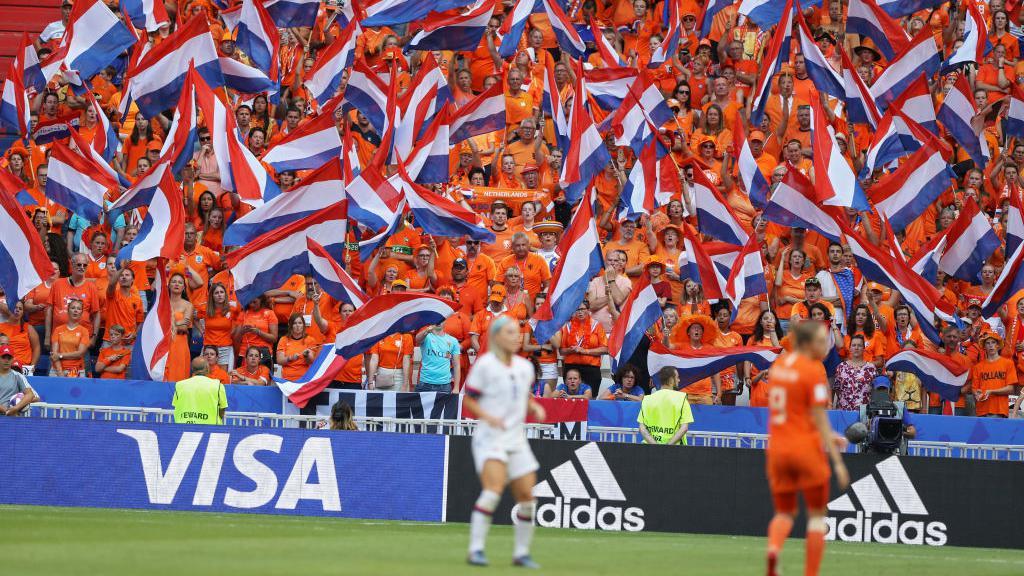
{"left": 825, "top": 512, "right": 947, "bottom": 546}
{"left": 532, "top": 497, "right": 645, "bottom": 531}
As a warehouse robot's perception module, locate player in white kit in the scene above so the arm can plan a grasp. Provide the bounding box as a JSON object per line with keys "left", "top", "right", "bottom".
{"left": 463, "top": 316, "right": 547, "bottom": 569}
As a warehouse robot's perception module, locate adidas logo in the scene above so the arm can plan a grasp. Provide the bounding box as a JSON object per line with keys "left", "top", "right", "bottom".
{"left": 826, "top": 456, "right": 947, "bottom": 546}
{"left": 512, "top": 442, "right": 645, "bottom": 531}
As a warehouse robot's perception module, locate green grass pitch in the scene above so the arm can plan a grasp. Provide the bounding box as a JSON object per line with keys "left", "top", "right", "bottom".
{"left": 2, "top": 505, "right": 1021, "bottom": 575}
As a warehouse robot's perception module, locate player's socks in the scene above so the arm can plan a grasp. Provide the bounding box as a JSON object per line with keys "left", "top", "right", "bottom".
{"left": 469, "top": 490, "right": 500, "bottom": 554}
{"left": 767, "top": 515, "right": 794, "bottom": 554}
{"left": 513, "top": 500, "right": 536, "bottom": 558}
{"left": 804, "top": 518, "right": 826, "bottom": 576}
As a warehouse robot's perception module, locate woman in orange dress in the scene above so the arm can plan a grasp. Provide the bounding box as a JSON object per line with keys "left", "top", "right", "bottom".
{"left": 164, "top": 272, "right": 195, "bottom": 382}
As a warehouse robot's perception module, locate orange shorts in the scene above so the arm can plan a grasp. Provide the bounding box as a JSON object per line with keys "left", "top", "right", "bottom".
{"left": 771, "top": 482, "right": 830, "bottom": 515}
{"left": 766, "top": 450, "right": 830, "bottom": 495}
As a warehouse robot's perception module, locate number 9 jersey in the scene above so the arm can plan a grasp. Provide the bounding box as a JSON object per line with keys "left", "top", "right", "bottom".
{"left": 765, "top": 351, "right": 831, "bottom": 492}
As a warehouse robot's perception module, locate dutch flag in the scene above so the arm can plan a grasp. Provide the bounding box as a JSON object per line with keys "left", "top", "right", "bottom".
{"left": 307, "top": 237, "right": 368, "bottom": 308}
{"left": 107, "top": 163, "right": 186, "bottom": 265}
{"left": 235, "top": 0, "right": 281, "bottom": 78}
{"left": 62, "top": 0, "right": 136, "bottom": 81}
{"left": 846, "top": 0, "right": 909, "bottom": 60}
{"left": 885, "top": 349, "right": 968, "bottom": 403}
{"left": 261, "top": 107, "right": 343, "bottom": 172}
{"left": 121, "top": 0, "right": 170, "bottom": 32}
{"left": 647, "top": 341, "right": 781, "bottom": 389}
{"left": 937, "top": 72, "right": 989, "bottom": 168}
{"left": 333, "top": 293, "right": 458, "bottom": 359}
{"left": 130, "top": 267, "right": 173, "bottom": 381}
{"left": 868, "top": 137, "right": 955, "bottom": 232}
{"left": 304, "top": 20, "right": 361, "bottom": 106}
{"left": 939, "top": 197, "right": 1000, "bottom": 282}
{"left": 449, "top": 80, "right": 506, "bottom": 145}
{"left": 406, "top": 0, "right": 495, "bottom": 53}
{"left": 0, "top": 184, "right": 52, "bottom": 308}
{"left": 869, "top": 31, "right": 941, "bottom": 112}
{"left": 749, "top": 0, "right": 794, "bottom": 127}
{"left": 46, "top": 140, "right": 119, "bottom": 223}
{"left": 608, "top": 272, "right": 662, "bottom": 370}
{"left": 688, "top": 165, "right": 749, "bottom": 246}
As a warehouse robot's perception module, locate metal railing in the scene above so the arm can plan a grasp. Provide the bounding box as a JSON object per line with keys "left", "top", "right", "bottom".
{"left": 22, "top": 403, "right": 1024, "bottom": 461}
{"left": 24, "top": 403, "right": 557, "bottom": 437}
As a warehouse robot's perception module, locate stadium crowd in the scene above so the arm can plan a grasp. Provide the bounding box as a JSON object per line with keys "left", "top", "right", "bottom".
{"left": 2, "top": 0, "right": 1024, "bottom": 418}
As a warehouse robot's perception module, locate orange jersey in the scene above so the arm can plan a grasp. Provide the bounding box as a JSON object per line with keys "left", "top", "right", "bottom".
{"left": 370, "top": 334, "right": 414, "bottom": 369}
{"left": 52, "top": 323, "right": 91, "bottom": 373}
{"left": 96, "top": 346, "right": 131, "bottom": 379}
{"left": 765, "top": 351, "right": 831, "bottom": 492}
{"left": 970, "top": 356, "right": 1017, "bottom": 417}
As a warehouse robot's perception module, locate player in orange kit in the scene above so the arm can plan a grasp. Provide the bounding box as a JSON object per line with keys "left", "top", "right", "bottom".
{"left": 764, "top": 321, "right": 850, "bottom": 576}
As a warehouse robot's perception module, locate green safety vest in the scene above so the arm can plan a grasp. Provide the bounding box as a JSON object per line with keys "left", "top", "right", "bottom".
{"left": 637, "top": 389, "right": 694, "bottom": 445}
{"left": 173, "top": 376, "right": 228, "bottom": 425}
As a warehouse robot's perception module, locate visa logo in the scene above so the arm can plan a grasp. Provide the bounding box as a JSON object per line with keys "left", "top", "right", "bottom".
{"left": 117, "top": 429, "right": 342, "bottom": 512}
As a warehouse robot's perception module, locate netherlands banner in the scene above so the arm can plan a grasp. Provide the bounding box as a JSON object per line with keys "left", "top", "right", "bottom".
{"left": 647, "top": 341, "right": 781, "bottom": 388}
{"left": 303, "top": 19, "right": 360, "bottom": 106}
{"left": 129, "top": 268, "right": 172, "bottom": 381}
{"left": 869, "top": 30, "right": 941, "bottom": 112}
{"left": 0, "top": 182, "right": 51, "bottom": 308}
{"left": 45, "top": 140, "right": 119, "bottom": 223}
{"left": 846, "top": 0, "right": 909, "bottom": 60}
{"left": 868, "top": 141, "right": 954, "bottom": 232}
{"left": 939, "top": 197, "right": 1000, "bottom": 282}
{"left": 449, "top": 80, "right": 505, "bottom": 144}
{"left": 406, "top": 0, "right": 494, "bottom": 52}
{"left": 307, "top": 237, "right": 368, "bottom": 308}
{"left": 107, "top": 163, "right": 186, "bottom": 265}
{"left": 689, "top": 165, "right": 749, "bottom": 246}
{"left": 261, "top": 107, "right": 343, "bottom": 172}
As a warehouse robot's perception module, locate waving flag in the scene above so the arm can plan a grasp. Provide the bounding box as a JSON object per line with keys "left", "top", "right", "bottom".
{"left": 394, "top": 53, "right": 451, "bottom": 163}
{"left": 733, "top": 116, "right": 769, "bottom": 209}
{"left": 307, "top": 237, "right": 368, "bottom": 308}
{"left": 795, "top": 10, "right": 843, "bottom": 98}
{"left": 363, "top": 0, "right": 473, "bottom": 26}
{"left": 749, "top": 0, "right": 794, "bottom": 127}
{"left": 608, "top": 272, "right": 662, "bottom": 370}
{"left": 1007, "top": 87, "right": 1024, "bottom": 138}
{"left": 540, "top": 0, "right": 586, "bottom": 57}
{"left": 219, "top": 56, "right": 277, "bottom": 94}
{"left": 346, "top": 166, "right": 404, "bottom": 232}
{"left": 407, "top": 0, "right": 494, "bottom": 52}
{"left": 846, "top": 0, "right": 909, "bottom": 60}
{"left": 235, "top": 0, "right": 280, "bottom": 78}
{"left": 610, "top": 70, "right": 675, "bottom": 155}
{"left": 947, "top": 0, "right": 989, "bottom": 68}
{"left": 398, "top": 163, "right": 493, "bottom": 240}
{"left": 303, "top": 19, "right": 361, "bottom": 106}
{"left": 14, "top": 33, "right": 45, "bottom": 93}
{"left": 875, "top": 0, "right": 946, "bottom": 18}
{"left": 982, "top": 229, "right": 1024, "bottom": 317}
{"left": 909, "top": 230, "right": 946, "bottom": 284}
{"left": 868, "top": 138, "right": 954, "bottom": 231}
{"left": 689, "top": 166, "right": 749, "bottom": 246}
{"left": 108, "top": 164, "right": 186, "bottom": 265}
{"left": 128, "top": 16, "right": 224, "bottom": 117}
{"left": 885, "top": 349, "right": 968, "bottom": 402}
{"left": 46, "top": 140, "right": 118, "bottom": 223}
{"left": 887, "top": 74, "right": 937, "bottom": 134}
{"left": 812, "top": 102, "right": 870, "bottom": 210}
{"left": 764, "top": 168, "right": 842, "bottom": 241}
{"left": 937, "top": 73, "right": 989, "bottom": 168}
{"left": 358, "top": 198, "right": 408, "bottom": 260}
{"left": 533, "top": 194, "right": 603, "bottom": 345}
{"left": 130, "top": 268, "right": 172, "bottom": 381}
{"left": 122, "top": 0, "right": 170, "bottom": 31}
{"left": 680, "top": 226, "right": 727, "bottom": 300}
{"left": 649, "top": 0, "right": 681, "bottom": 69}
{"left": 861, "top": 106, "right": 937, "bottom": 176}
{"left": 541, "top": 63, "right": 571, "bottom": 153}
{"left": 449, "top": 80, "right": 505, "bottom": 144}
{"left": 61, "top": 0, "right": 136, "bottom": 81}
{"left": 583, "top": 67, "right": 638, "bottom": 111}
{"left": 0, "top": 184, "right": 51, "bottom": 308}
{"left": 838, "top": 219, "right": 944, "bottom": 344}
{"left": 225, "top": 159, "right": 346, "bottom": 246}
{"left": 0, "top": 169, "right": 34, "bottom": 207}
{"left": 263, "top": 0, "right": 321, "bottom": 28}
{"left": 620, "top": 140, "right": 670, "bottom": 218}
{"left": 870, "top": 31, "right": 941, "bottom": 112}
{"left": 724, "top": 236, "right": 768, "bottom": 309}
{"left": 939, "top": 198, "right": 1000, "bottom": 282}
{"left": 227, "top": 203, "right": 348, "bottom": 305}
{"left": 840, "top": 47, "right": 881, "bottom": 128}
{"left": 274, "top": 345, "right": 348, "bottom": 408}
{"left": 160, "top": 73, "right": 200, "bottom": 177}
{"left": 590, "top": 19, "right": 626, "bottom": 66}
{"left": 81, "top": 89, "right": 119, "bottom": 163}
{"left": 261, "top": 108, "right": 343, "bottom": 172}
{"left": 701, "top": 0, "right": 733, "bottom": 36}
{"left": 1006, "top": 189, "right": 1024, "bottom": 259}
{"left": 648, "top": 341, "right": 781, "bottom": 388}
{"left": 335, "top": 292, "right": 457, "bottom": 357}
{"left": 192, "top": 67, "right": 278, "bottom": 206}
{"left": 561, "top": 66, "right": 611, "bottom": 204}
{"left": 403, "top": 104, "right": 452, "bottom": 184}
{"left": 0, "top": 61, "right": 30, "bottom": 136}
{"left": 343, "top": 60, "right": 391, "bottom": 132}
{"left": 497, "top": 0, "right": 536, "bottom": 58}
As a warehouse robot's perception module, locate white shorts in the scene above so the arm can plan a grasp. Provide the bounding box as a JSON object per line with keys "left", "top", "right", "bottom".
{"left": 472, "top": 438, "right": 539, "bottom": 480}
{"left": 539, "top": 362, "right": 558, "bottom": 380}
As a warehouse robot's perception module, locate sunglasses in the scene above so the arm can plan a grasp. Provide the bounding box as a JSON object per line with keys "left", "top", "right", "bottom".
{"left": 465, "top": 240, "right": 480, "bottom": 245}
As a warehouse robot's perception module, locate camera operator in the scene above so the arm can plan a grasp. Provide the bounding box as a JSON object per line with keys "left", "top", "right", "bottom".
{"left": 856, "top": 376, "right": 916, "bottom": 455}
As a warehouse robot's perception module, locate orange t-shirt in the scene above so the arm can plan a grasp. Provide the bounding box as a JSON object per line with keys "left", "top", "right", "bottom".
{"left": 481, "top": 227, "right": 515, "bottom": 260}
{"left": 559, "top": 318, "right": 607, "bottom": 367}
{"left": 233, "top": 364, "right": 270, "bottom": 385}
{"left": 49, "top": 278, "right": 101, "bottom": 331}
{"left": 842, "top": 332, "right": 887, "bottom": 363}
{"left": 370, "top": 334, "right": 414, "bottom": 369}
{"left": 0, "top": 322, "right": 33, "bottom": 366}
{"left": 464, "top": 253, "right": 497, "bottom": 308}
{"left": 106, "top": 288, "right": 145, "bottom": 339}
{"left": 96, "top": 346, "right": 131, "bottom": 379}
{"left": 970, "top": 356, "right": 1017, "bottom": 417}
{"left": 499, "top": 253, "right": 551, "bottom": 299}
{"left": 277, "top": 335, "right": 320, "bottom": 381}
{"left": 271, "top": 275, "right": 306, "bottom": 324}
{"left": 765, "top": 351, "right": 830, "bottom": 489}
{"left": 236, "top": 308, "right": 277, "bottom": 352}
{"left": 25, "top": 282, "right": 52, "bottom": 325}
{"left": 714, "top": 330, "right": 744, "bottom": 388}
{"left": 209, "top": 365, "right": 230, "bottom": 385}
{"left": 774, "top": 270, "right": 811, "bottom": 318}
{"left": 202, "top": 305, "right": 238, "bottom": 347}
{"left": 52, "top": 323, "right": 91, "bottom": 374}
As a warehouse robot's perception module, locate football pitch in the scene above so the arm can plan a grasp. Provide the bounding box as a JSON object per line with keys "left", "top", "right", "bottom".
{"left": 2, "top": 506, "right": 1021, "bottom": 576}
